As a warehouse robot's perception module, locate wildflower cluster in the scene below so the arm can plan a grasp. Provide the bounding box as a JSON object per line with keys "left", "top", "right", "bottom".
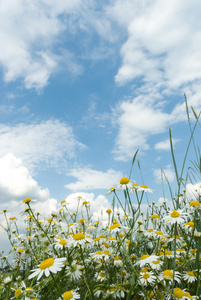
{"left": 0, "top": 176, "right": 200, "bottom": 300}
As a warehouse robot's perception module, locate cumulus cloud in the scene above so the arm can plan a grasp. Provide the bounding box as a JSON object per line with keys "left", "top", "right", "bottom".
{"left": 65, "top": 168, "right": 122, "bottom": 191}
{"left": 0, "top": 119, "right": 85, "bottom": 171}
{"left": 113, "top": 0, "right": 201, "bottom": 89}
{"left": 113, "top": 94, "right": 176, "bottom": 160}
{"left": 155, "top": 138, "right": 180, "bottom": 151}
{"left": 154, "top": 165, "right": 175, "bottom": 183}
{"left": 0, "top": 153, "right": 49, "bottom": 203}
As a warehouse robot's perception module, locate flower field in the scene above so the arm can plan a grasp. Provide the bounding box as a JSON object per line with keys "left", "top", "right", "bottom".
{"left": 0, "top": 105, "right": 201, "bottom": 300}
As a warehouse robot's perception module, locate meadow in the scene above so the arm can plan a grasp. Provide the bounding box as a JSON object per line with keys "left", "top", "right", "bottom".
{"left": 0, "top": 100, "right": 201, "bottom": 300}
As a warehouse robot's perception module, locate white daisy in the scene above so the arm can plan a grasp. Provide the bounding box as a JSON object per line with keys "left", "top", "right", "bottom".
{"left": 135, "top": 254, "right": 159, "bottom": 268}
{"left": 158, "top": 269, "right": 181, "bottom": 285}
{"left": 163, "top": 209, "right": 187, "bottom": 225}
{"left": 182, "top": 271, "right": 197, "bottom": 283}
{"left": 117, "top": 177, "right": 133, "bottom": 190}
{"left": 68, "top": 232, "right": 92, "bottom": 248}
{"left": 139, "top": 270, "right": 156, "bottom": 286}
{"left": 62, "top": 289, "right": 80, "bottom": 300}
{"left": 137, "top": 184, "right": 153, "bottom": 193}
{"left": 28, "top": 257, "right": 66, "bottom": 280}
{"left": 66, "top": 261, "right": 82, "bottom": 281}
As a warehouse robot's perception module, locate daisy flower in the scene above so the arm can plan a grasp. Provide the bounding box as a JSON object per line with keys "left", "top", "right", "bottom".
{"left": 166, "top": 288, "right": 198, "bottom": 300}
{"left": 130, "top": 183, "right": 139, "bottom": 193}
{"left": 139, "top": 270, "right": 156, "bottom": 286}
{"left": 68, "top": 232, "right": 92, "bottom": 248}
{"left": 182, "top": 271, "right": 197, "bottom": 283}
{"left": 187, "top": 200, "right": 201, "bottom": 211}
{"left": 117, "top": 177, "right": 133, "bottom": 190}
{"left": 148, "top": 259, "right": 163, "bottom": 270}
{"left": 135, "top": 254, "right": 159, "bottom": 268}
{"left": 66, "top": 261, "right": 82, "bottom": 281}
{"left": 138, "top": 184, "right": 153, "bottom": 193}
{"left": 62, "top": 289, "right": 80, "bottom": 300}
{"left": 28, "top": 257, "right": 66, "bottom": 280}
{"left": 54, "top": 238, "right": 67, "bottom": 250}
{"left": 163, "top": 209, "right": 187, "bottom": 225}
{"left": 159, "top": 269, "right": 181, "bottom": 285}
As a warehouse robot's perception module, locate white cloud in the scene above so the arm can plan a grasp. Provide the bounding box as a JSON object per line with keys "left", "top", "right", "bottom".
{"left": 154, "top": 165, "right": 175, "bottom": 183}
{"left": 0, "top": 0, "right": 83, "bottom": 90}
{"left": 65, "top": 168, "right": 122, "bottom": 191}
{"left": 114, "top": 0, "right": 201, "bottom": 90}
{"left": 155, "top": 138, "right": 180, "bottom": 151}
{"left": 0, "top": 120, "right": 85, "bottom": 170}
{"left": 113, "top": 94, "right": 175, "bottom": 160}
{"left": 0, "top": 153, "right": 49, "bottom": 203}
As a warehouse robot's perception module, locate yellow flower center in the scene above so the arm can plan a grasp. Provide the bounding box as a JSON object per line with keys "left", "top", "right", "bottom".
{"left": 61, "top": 200, "right": 66, "bottom": 204}
{"left": 78, "top": 218, "right": 86, "bottom": 224}
{"left": 96, "top": 251, "right": 103, "bottom": 255}
{"left": 148, "top": 291, "right": 154, "bottom": 298}
{"left": 164, "top": 250, "right": 173, "bottom": 255}
{"left": 99, "top": 272, "right": 105, "bottom": 277}
{"left": 10, "top": 217, "right": 16, "bottom": 220}
{"left": 185, "top": 221, "right": 194, "bottom": 227}
{"left": 59, "top": 239, "right": 67, "bottom": 246}
{"left": 152, "top": 259, "right": 160, "bottom": 265}
{"left": 190, "top": 200, "right": 200, "bottom": 207}
{"left": 73, "top": 233, "right": 85, "bottom": 240}
{"left": 40, "top": 258, "right": 54, "bottom": 270}
{"left": 188, "top": 271, "right": 195, "bottom": 276}
{"left": 133, "top": 183, "right": 139, "bottom": 187}
{"left": 170, "top": 210, "right": 180, "bottom": 218}
{"left": 151, "top": 214, "right": 160, "bottom": 219}
{"left": 63, "top": 291, "right": 73, "bottom": 299}
{"left": 106, "top": 208, "right": 112, "bottom": 214}
{"left": 173, "top": 288, "right": 184, "bottom": 298}
{"left": 142, "top": 273, "right": 150, "bottom": 279}
{"left": 163, "top": 270, "right": 173, "bottom": 280}
{"left": 155, "top": 231, "right": 163, "bottom": 235}
{"left": 120, "top": 177, "right": 129, "bottom": 184}
{"left": 99, "top": 234, "right": 106, "bottom": 238}
{"left": 82, "top": 201, "right": 89, "bottom": 205}
{"left": 23, "top": 198, "right": 31, "bottom": 203}
{"left": 15, "top": 289, "right": 22, "bottom": 297}
{"left": 140, "top": 184, "right": 148, "bottom": 188}
{"left": 110, "top": 223, "right": 120, "bottom": 230}
{"left": 140, "top": 254, "right": 150, "bottom": 260}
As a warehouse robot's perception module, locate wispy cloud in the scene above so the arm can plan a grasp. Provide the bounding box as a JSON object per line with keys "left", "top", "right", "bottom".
{"left": 0, "top": 120, "right": 85, "bottom": 171}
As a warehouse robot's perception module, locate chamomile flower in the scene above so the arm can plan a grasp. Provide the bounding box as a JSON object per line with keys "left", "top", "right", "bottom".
{"left": 163, "top": 209, "right": 187, "bottom": 225}
{"left": 69, "top": 232, "right": 92, "bottom": 248}
{"left": 159, "top": 269, "right": 181, "bottom": 284}
{"left": 182, "top": 271, "right": 197, "bottom": 283}
{"left": 28, "top": 257, "right": 66, "bottom": 280}
{"left": 139, "top": 270, "right": 156, "bottom": 286}
{"left": 138, "top": 184, "right": 153, "bottom": 193}
{"left": 166, "top": 288, "right": 197, "bottom": 300}
{"left": 135, "top": 254, "right": 159, "bottom": 268}
{"left": 66, "top": 261, "right": 82, "bottom": 281}
{"left": 62, "top": 289, "right": 80, "bottom": 300}
{"left": 148, "top": 259, "right": 163, "bottom": 270}
{"left": 117, "top": 177, "right": 133, "bottom": 190}
{"left": 54, "top": 238, "right": 67, "bottom": 250}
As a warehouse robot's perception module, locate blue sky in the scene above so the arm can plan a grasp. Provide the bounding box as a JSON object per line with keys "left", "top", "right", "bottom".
{"left": 1, "top": 0, "right": 201, "bottom": 248}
